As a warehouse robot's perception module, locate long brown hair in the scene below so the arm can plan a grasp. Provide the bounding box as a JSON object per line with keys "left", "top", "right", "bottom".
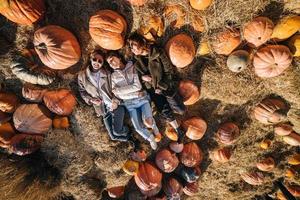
{"left": 85, "top": 49, "right": 112, "bottom": 73}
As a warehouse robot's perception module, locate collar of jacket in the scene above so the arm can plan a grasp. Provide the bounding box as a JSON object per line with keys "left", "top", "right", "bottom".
{"left": 86, "top": 66, "right": 109, "bottom": 85}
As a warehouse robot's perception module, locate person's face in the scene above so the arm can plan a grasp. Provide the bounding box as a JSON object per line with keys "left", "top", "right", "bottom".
{"left": 107, "top": 56, "right": 123, "bottom": 69}
{"left": 130, "top": 41, "right": 144, "bottom": 55}
{"left": 90, "top": 53, "right": 104, "bottom": 70}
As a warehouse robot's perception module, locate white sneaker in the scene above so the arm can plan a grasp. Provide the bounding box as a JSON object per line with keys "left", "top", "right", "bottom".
{"left": 148, "top": 135, "right": 158, "bottom": 150}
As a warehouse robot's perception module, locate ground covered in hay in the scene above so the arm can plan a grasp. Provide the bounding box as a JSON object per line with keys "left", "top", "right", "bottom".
{"left": 0, "top": 0, "right": 300, "bottom": 200}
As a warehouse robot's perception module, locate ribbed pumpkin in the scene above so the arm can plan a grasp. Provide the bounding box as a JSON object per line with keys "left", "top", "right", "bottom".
{"left": 0, "top": 92, "right": 19, "bottom": 113}
{"left": 180, "top": 142, "right": 203, "bottom": 167}
{"left": 0, "top": 0, "right": 45, "bottom": 25}
{"left": 53, "top": 116, "right": 69, "bottom": 129}
{"left": 212, "top": 28, "right": 241, "bottom": 55}
{"left": 183, "top": 182, "right": 199, "bottom": 196}
{"left": 253, "top": 45, "right": 292, "bottom": 78}
{"left": 126, "top": 0, "right": 147, "bottom": 6}
{"left": 227, "top": 50, "right": 250, "bottom": 73}
{"left": 89, "top": 10, "right": 127, "bottom": 50}
{"left": 10, "top": 49, "right": 56, "bottom": 85}
{"left": 164, "top": 4, "right": 185, "bottom": 29}
{"left": 271, "top": 16, "right": 300, "bottom": 41}
{"left": 180, "top": 166, "right": 201, "bottom": 183}
{"left": 22, "top": 83, "right": 47, "bottom": 102}
{"left": 107, "top": 186, "right": 125, "bottom": 199}
{"left": 243, "top": 17, "right": 274, "bottom": 47}
{"left": 256, "top": 157, "right": 275, "bottom": 172}
{"left": 163, "top": 177, "right": 183, "bottom": 199}
{"left": 123, "top": 160, "right": 139, "bottom": 175}
{"left": 178, "top": 80, "right": 200, "bottom": 105}
{"left": 10, "top": 134, "right": 43, "bottom": 156}
{"left": 274, "top": 124, "right": 293, "bottom": 136}
{"left": 189, "top": 0, "right": 212, "bottom": 10}
{"left": 183, "top": 117, "right": 207, "bottom": 140}
{"left": 241, "top": 172, "right": 264, "bottom": 185}
{"left": 0, "top": 122, "right": 16, "bottom": 148}
{"left": 34, "top": 25, "right": 81, "bottom": 70}
{"left": 13, "top": 104, "right": 52, "bottom": 134}
{"left": 287, "top": 185, "right": 300, "bottom": 197}
{"left": 134, "top": 162, "right": 162, "bottom": 192}
{"left": 165, "top": 34, "right": 195, "bottom": 68}
{"left": 169, "top": 142, "right": 184, "bottom": 153}
{"left": 213, "top": 147, "right": 231, "bottom": 163}
{"left": 43, "top": 89, "right": 77, "bottom": 116}
{"left": 155, "top": 148, "right": 179, "bottom": 173}
{"left": 216, "top": 122, "right": 240, "bottom": 145}
{"left": 138, "top": 16, "right": 164, "bottom": 42}
{"left": 253, "top": 98, "right": 287, "bottom": 124}
{"left": 288, "top": 34, "right": 300, "bottom": 57}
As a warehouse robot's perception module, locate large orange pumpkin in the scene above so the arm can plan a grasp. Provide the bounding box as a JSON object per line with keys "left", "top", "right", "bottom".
{"left": 216, "top": 122, "right": 240, "bottom": 145}
{"left": 164, "top": 4, "right": 186, "bottom": 29}
{"left": 13, "top": 104, "right": 52, "bottom": 134}
{"left": 253, "top": 45, "right": 292, "bottom": 78}
{"left": 0, "top": 122, "right": 16, "bottom": 148}
{"left": 89, "top": 10, "right": 127, "bottom": 50}
{"left": 243, "top": 17, "right": 274, "bottom": 47}
{"left": 0, "top": 0, "right": 45, "bottom": 25}
{"left": 155, "top": 148, "right": 179, "bottom": 173}
{"left": 180, "top": 142, "right": 203, "bottom": 167}
{"left": 134, "top": 162, "right": 162, "bottom": 192}
{"left": 178, "top": 80, "right": 200, "bottom": 105}
{"left": 253, "top": 98, "right": 287, "bottom": 124}
{"left": 43, "top": 89, "right": 77, "bottom": 116}
{"left": 182, "top": 117, "right": 207, "bottom": 140}
{"left": 189, "top": 0, "right": 212, "bottom": 10}
{"left": 212, "top": 28, "right": 241, "bottom": 55}
{"left": 10, "top": 134, "right": 43, "bottom": 156}
{"left": 163, "top": 177, "right": 183, "bottom": 199}
{"left": 0, "top": 92, "right": 19, "bottom": 113}
{"left": 33, "top": 25, "right": 81, "bottom": 70}
{"left": 165, "top": 34, "right": 195, "bottom": 68}
{"left": 22, "top": 83, "right": 47, "bottom": 103}
{"left": 126, "top": 0, "right": 147, "bottom": 6}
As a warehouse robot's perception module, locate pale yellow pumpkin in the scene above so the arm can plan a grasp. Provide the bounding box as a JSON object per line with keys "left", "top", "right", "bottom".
{"left": 288, "top": 34, "right": 300, "bottom": 57}
{"left": 197, "top": 40, "right": 210, "bottom": 56}
{"left": 271, "top": 16, "right": 300, "bottom": 41}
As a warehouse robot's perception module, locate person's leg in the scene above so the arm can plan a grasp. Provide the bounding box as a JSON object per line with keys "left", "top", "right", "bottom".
{"left": 166, "top": 91, "right": 186, "bottom": 116}
{"left": 103, "top": 111, "right": 129, "bottom": 142}
{"left": 140, "top": 100, "right": 160, "bottom": 136}
{"left": 112, "top": 105, "right": 129, "bottom": 138}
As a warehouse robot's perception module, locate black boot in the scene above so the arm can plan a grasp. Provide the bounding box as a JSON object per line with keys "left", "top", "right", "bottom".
{"left": 175, "top": 127, "right": 185, "bottom": 144}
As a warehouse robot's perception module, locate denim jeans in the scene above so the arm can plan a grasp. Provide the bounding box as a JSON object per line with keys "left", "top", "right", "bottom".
{"left": 124, "top": 95, "right": 158, "bottom": 141}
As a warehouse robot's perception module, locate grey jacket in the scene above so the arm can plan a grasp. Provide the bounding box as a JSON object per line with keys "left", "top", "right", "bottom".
{"left": 111, "top": 61, "right": 143, "bottom": 100}
{"left": 78, "top": 66, "right": 114, "bottom": 115}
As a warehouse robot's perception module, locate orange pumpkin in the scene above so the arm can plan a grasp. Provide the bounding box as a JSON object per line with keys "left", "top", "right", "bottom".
{"left": 134, "top": 162, "right": 162, "bottom": 192}
{"left": 165, "top": 34, "right": 195, "bottom": 68}
{"left": 256, "top": 157, "right": 275, "bottom": 172}
{"left": 165, "top": 126, "right": 178, "bottom": 141}
{"left": 274, "top": 124, "right": 293, "bottom": 136}
{"left": 13, "top": 104, "right": 52, "bottom": 134}
{"left": 10, "top": 134, "right": 43, "bottom": 156}
{"left": 43, "top": 89, "right": 77, "bottom": 116}
{"left": 22, "top": 83, "right": 47, "bottom": 103}
{"left": 163, "top": 177, "right": 183, "bottom": 199}
{"left": 212, "top": 28, "right": 241, "bottom": 55}
{"left": 53, "top": 116, "right": 69, "bottom": 129}
{"left": 287, "top": 185, "right": 300, "bottom": 197}
{"left": 183, "top": 117, "right": 207, "bottom": 140}
{"left": 213, "top": 147, "right": 231, "bottom": 163}
{"left": 190, "top": 0, "right": 212, "bottom": 10}
{"left": 216, "top": 122, "right": 240, "bottom": 145}
{"left": 178, "top": 80, "right": 200, "bottom": 105}
{"left": 107, "top": 186, "right": 125, "bottom": 198}
{"left": 89, "top": 10, "right": 127, "bottom": 50}
{"left": 253, "top": 45, "right": 292, "bottom": 78}
{"left": 0, "top": 122, "right": 16, "bottom": 148}
{"left": 253, "top": 98, "right": 287, "bottom": 124}
{"left": 0, "top": 0, "right": 45, "bottom": 25}
{"left": 241, "top": 172, "right": 264, "bottom": 185}
{"left": 183, "top": 182, "right": 199, "bottom": 196}
{"left": 286, "top": 168, "right": 296, "bottom": 178}
{"left": 164, "top": 4, "right": 185, "bottom": 29}
{"left": 0, "top": 92, "right": 19, "bottom": 113}
{"left": 126, "top": 0, "right": 147, "bottom": 6}
{"left": 34, "top": 25, "right": 81, "bottom": 70}
{"left": 155, "top": 148, "right": 179, "bottom": 173}
{"left": 180, "top": 142, "right": 203, "bottom": 167}
{"left": 243, "top": 17, "right": 274, "bottom": 47}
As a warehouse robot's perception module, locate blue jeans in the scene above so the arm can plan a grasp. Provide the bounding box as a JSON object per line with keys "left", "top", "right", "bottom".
{"left": 124, "top": 95, "right": 158, "bottom": 141}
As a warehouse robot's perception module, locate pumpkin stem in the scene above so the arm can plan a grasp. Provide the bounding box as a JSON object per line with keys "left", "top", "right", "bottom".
{"left": 35, "top": 43, "right": 47, "bottom": 50}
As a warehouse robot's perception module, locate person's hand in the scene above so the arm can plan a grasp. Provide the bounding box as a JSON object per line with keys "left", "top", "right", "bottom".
{"left": 141, "top": 75, "right": 152, "bottom": 82}
{"left": 111, "top": 101, "right": 118, "bottom": 111}
{"left": 90, "top": 98, "right": 102, "bottom": 106}
{"left": 155, "top": 89, "right": 162, "bottom": 94}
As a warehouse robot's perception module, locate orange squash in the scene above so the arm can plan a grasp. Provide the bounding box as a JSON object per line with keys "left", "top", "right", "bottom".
{"left": 164, "top": 4, "right": 185, "bottom": 29}
{"left": 10, "top": 133, "right": 43, "bottom": 156}
{"left": 0, "top": 92, "right": 19, "bottom": 113}
{"left": 165, "top": 34, "right": 195, "bottom": 68}
{"left": 190, "top": 0, "right": 212, "bottom": 10}
{"left": 180, "top": 142, "right": 203, "bottom": 167}
{"left": 53, "top": 116, "right": 69, "bottom": 129}
{"left": 163, "top": 177, "right": 183, "bottom": 199}
{"left": 216, "top": 122, "right": 240, "bottom": 145}
{"left": 155, "top": 148, "right": 179, "bottom": 173}
{"left": 13, "top": 104, "right": 52, "bottom": 134}
{"left": 212, "top": 28, "right": 241, "bottom": 55}
{"left": 0, "top": 122, "right": 16, "bottom": 148}
{"left": 178, "top": 80, "right": 200, "bottom": 105}
{"left": 43, "top": 89, "right": 77, "bottom": 116}
{"left": 241, "top": 172, "right": 264, "bottom": 185}
{"left": 0, "top": 0, "right": 45, "bottom": 25}
{"left": 89, "top": 10, "right": 127, "bottom": 50}
{"left": 183, "top": 117, "right": 207, "bottom": 140}
{"left": 253, "top": 45, "right": 292, "bottom": 78}
{"left": 256, "top": 157, "right": 275, "bottom": 172}
{"left": 243, "top": 17, "right": 274, "bottom": 47}
{"left": 22, "top": 83, "right": 47, "bottom": 103}
{"left": 107, "top": 186, "right": 125, "bottom": 198}
{"left": 34, "top": 25, "right": 81, "bottom": 70}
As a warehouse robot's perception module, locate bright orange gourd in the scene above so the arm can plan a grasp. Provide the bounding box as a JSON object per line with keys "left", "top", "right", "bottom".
{"left": 212, "top": 28, "right": 241, "bottom": 55}
{"left": 178, "top": 80, "right": 200, "bottom": 105}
